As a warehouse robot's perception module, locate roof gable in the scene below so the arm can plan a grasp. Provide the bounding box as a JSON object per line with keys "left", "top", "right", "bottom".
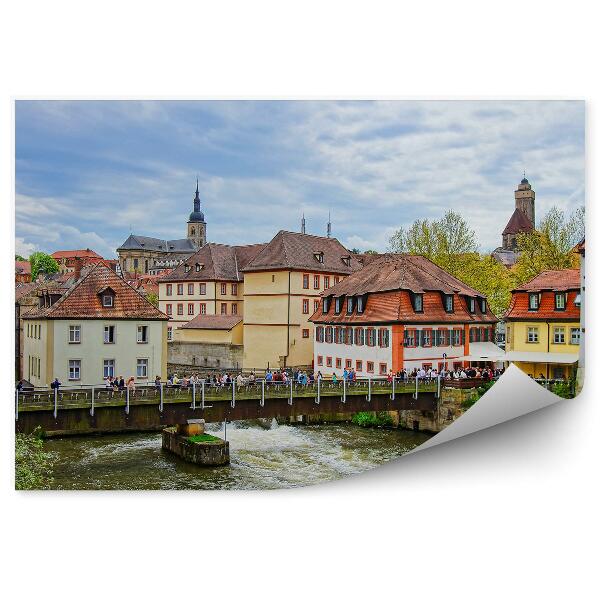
{"left": 502, "top": 208, "right": 534, "bottom": 235}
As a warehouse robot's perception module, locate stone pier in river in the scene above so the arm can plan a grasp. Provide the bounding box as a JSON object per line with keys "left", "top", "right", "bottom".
{"left": 162, "top": 420, "right": 230, "bottom": 466}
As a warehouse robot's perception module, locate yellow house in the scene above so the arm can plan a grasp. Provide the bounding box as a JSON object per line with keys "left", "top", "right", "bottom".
{"left": 504, "top": 269, "right": 581, "bottom": 380}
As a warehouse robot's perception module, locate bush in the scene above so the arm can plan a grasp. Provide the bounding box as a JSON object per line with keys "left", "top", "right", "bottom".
{"left": 461, "top": 379, "right": 496, "bottom": 410}
{"left": 15, "top": 428, "right": 54, "bottom": 490}
{"left": 551, "top": 380, "right": 576, "bottom": 399}
{"left": 352, "top": 411, "right": 394, "bottom": 428}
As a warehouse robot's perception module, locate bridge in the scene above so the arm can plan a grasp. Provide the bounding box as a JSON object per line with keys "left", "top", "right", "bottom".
{"left": 15, "top": 378, "right": 439, "bottom": 436}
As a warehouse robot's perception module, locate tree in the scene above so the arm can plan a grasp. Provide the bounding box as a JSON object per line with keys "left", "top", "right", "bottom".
{"left": 513, "top": 206, "right": 584, "bottom": 285}
{"left": 146, "top": 292, "right": 159, "bottom": 307}
{"left": 15, "top": 428, "right": 55, "bottom": 490}
{"left": 364, "top": 250, "right": 379, "bottom": 255}
{"left": 29, "top": 252, "right": 59, "bottom": 281}
{"left": 15, "top": 254, "right": 26, "bottom": 261}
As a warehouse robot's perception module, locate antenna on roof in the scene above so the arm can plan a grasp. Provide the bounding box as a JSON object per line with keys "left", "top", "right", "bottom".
{"left": 326, "top": 210, "right": 331, "bottom": 238}
{"left": 301, "top": 213, "right": 306, "bottom": 234}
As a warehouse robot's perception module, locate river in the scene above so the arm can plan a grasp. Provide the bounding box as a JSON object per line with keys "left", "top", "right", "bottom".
{"left": 45, "top": 421, "right": 431, "bottom": 490}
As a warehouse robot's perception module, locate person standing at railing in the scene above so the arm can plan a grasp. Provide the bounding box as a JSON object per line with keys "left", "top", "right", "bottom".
{"left": 50, "top": 377, "right": 62, "bottom": 390}
{"left": 332, "top": 373, "right": 338, "bottom": 383}
{"left": 316, "top": 371, "right": 323, "bottom": 381}
{"left": 16, "top": 380, "right": 24, "bottom": 391}
{"left": 105, "top": 376, "right": 113, "bottom": 389}
{"left": 127, "top": 377, "right": 136, "bottom": 393}
{"left": 155, "top": 375, "right": 161, "bottom": 390}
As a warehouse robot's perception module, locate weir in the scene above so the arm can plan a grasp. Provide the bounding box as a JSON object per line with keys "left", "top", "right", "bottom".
{"left": 15, "top": 378, "right": 439, "bottom": 436}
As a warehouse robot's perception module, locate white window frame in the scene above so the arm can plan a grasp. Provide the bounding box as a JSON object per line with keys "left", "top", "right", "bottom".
{"left": 69, "top": 324, "right": 81, "bottom": 344}
{"left": 102, "top": 294, "right": 114, "bottom": 307}
{"left": 104, "top": 325, "right": 116, "bottom": 344}
{"left": 570, "top": 327, "right": 581, "bottom": 345}
{"left": 103, "top": 359, "right": 115, "bottom": 379}
{"left": 553, "top": 326, "right": 566, "bottom": 344}
{"left": 69, "top": 359, "right": 81, "bottom": 381}
{"left": 137, "top": 325, "right": 148, "bottom": 343}
{"left": 527, "top": 326, "right": 539, "bottom": 343}
{"left": 136, "top": 358, "right": 149, "bottom": 379}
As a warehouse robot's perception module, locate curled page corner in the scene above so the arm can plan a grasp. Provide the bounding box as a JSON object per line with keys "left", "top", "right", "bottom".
{"left": 408, "top": 364, "right": 568, "bottom": 454}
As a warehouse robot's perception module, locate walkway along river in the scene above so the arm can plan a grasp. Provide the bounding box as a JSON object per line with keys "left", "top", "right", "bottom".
{"left": 44, "top": 420, "right": 432, "bottom": 490}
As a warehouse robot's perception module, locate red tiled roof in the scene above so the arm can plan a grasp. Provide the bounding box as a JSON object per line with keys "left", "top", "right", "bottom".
{"left": 242, "top": 231, "right": 359, "bottom": 274}
{"left": 159, "top": 243, "right": 267, "bottom": 283}
{"left": 574, "top": 239, "right": 585, "bottom": 254}
{"left": 512, "top": 269, "right": 580, "bottom": 292}
{"left": 180, "top": 314, "right": 243, "bottom": 330}
{"left": 502, "top": 208, "right": 534, "bottom": 235}
{"left": 24, "top": 263, "right": 168, "bottom": 320}
{"left": 321, "top": 253, "right": 487, "bottom": 297}
{"left": 15, "top": 260, "right": 31, "bottom": 274}
{"left": 310, "top": 289, "right": 497, "bottom": 325}
{"left": 51, "top": 249, "right": 103, "bottom": 260}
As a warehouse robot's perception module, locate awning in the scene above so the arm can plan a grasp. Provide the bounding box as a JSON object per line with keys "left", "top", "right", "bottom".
{"left": 504, "top": 351, "right": 579, "bottom": 364}
{"left": 462, "top": 342, "right": 506, "bottom": 362}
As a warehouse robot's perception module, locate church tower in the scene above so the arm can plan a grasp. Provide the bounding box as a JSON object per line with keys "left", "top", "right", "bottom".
{"left": 514, "top": 175, "right": 535, "bottom": 228}
{"left": 187, "top": 179, "right": 207, "bottom": 249}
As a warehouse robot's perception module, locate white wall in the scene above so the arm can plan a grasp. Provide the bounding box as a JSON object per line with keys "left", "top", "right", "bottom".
{"left": 404, "top": 324, "right": 465, "bottom": 369}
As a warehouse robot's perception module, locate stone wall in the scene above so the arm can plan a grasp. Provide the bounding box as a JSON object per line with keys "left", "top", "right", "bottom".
{"left": 162, "top": 427, "right": 229, "bottom": 466}
{"left": 168, "top": 341, "right": 244, "bottom": 371}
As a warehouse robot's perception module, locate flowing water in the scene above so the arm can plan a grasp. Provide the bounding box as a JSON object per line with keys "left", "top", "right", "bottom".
{"left": 45, "top": 421, "right": 432, "bottom": 490}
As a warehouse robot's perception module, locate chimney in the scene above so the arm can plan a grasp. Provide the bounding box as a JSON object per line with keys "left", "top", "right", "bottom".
{"left": 73, "top": 257, "right": 83, "bottom": 281}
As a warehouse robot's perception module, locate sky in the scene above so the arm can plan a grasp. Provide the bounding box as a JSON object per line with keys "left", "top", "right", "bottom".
{"left": 15, "top": 100, "right": 585, "bottom": 259}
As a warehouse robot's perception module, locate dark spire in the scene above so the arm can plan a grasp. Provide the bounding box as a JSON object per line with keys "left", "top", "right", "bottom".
{"left": 188, "top": 179, "right": 205, "bottom": 223}
{"left": 301, "top": 213, "right": 306, "bottom": 234}
{"left": 327, "top": 210, "right": 332, "bottom": 238}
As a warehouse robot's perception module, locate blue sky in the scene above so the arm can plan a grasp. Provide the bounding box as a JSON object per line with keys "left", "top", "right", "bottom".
{"left": 15, "top": 100, "right": 585, "bottom": 258}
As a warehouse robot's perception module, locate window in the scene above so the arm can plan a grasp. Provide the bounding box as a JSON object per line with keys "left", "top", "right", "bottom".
{"left": 221, "top": 303, "right": 227, "bottom": 315}
{"left": 378, "top": 328, "right": 389, "bottom": 348}
{"left": 334, "top": 326, "right": 341, "bottom": 344}
{"left": 103, "top": 359, "right": 115, "bottom": 379}
{"left": 221, "top": 283, "right": 227, "bottom": 295}
{"left": 342, "top": 256, "right": 351, "bottom": 267}
{"left": 167, "top": 327, "right": 173, "bottom": 341}
{"left": 188, "top": 303, "right": 194, "bottom": 315}
{"left": 339, "top": 327, "right": 346, "bottom": 344}
{"left": 469, "top": 327, "right": 480, "bottom": 343}
{"left": 136, "top": 358, "right": 148, "bottom": 378}
{"left": 570, "top": 328, "right": 581, "bottom": 345}
{"left": 356, "top": 360, "right": 363, "bottom": 372}
{"left": 444, "top": 294, "right": 454, "bottom": 312}
{"left": 552, "top": 366, "right": 566, "bottom": 379}
{"left": 232, "top": 283, "right": 238, "bottom": 295}
{"left": 413, "top": 293, "right": 423, "bottom": 312}
{"left": 323, "top": 297, "right": 331, "bottom": 313}
{"left": 188, "top": 283, "right": 194, "bottom": 295}
{"left": 231, "top": 303, "right": 238, "bottom": 315}
{"left": 366, "top": 361, "right": 374, "bottom": 373}
{"left": 200, "top": 303, "right": 206, "bottom": 315}
{"left": 334, "top": 276, "right": 340, "bottom": 285}
{"left": 467, "top": 297, "right": 476, "bottom": 313}
{"left": 345, "top": 359, "right": 352, "bottom": 369}
{"left": 303, "top": 274, "right": 309, "bottom": 289}
{"left": 437, "top": 328, "right": 450, "bottom": 347}
{"left": 325, "top": 326, "right": 333, "bottom": 343}
{"left": 324, "top": 276, "right": 330, "bottom": 289}
{"left": 336, "top": 358, "right": 342, "bottom": 369}
{"left": 137, "top": 325, "right": 148, "bottom": 343}
{"left": 366, "top": 328, "right": 376, "bottom": 347}
{"left": 69, "top": 360, "right": 81, "bottom": 380}
{"left": 133, "top": 258, "right": 139, "bottom": 270}
{"left": 166, "top": 284, "right": 173, "bottom": 296}
{"left": 195, "top": 263, "right": 202, "bottom": 272}
{"left": 404, "top": 328, "right": 417, "bottom": 348}
{"left": 379, "top": 363, "right": 388, "bottom": 375}
{"left": 104, "top": 325, "right": 115, "bottom": 344}
{"left": 314, "top": 275, "right": 320, "bottom": 289}
{"left": 103, "top": 294, "right": 113, "bottom": 307}
{"left": 68, "top": 325, "right": 81, "bottom": 343}
{"left": 529, "top": 293, "right": 540, "bottom": 310}
{"left": 347, "top": 296, "right": 355, "bottom": 314}
{"left": 355, "top": 328, "right": 364, "bottom": 346}
{"left": 303, "top": 299, "right": 310, "bottom": 314}
{"left": 334, "top": 297, "right": 343, "bottom": 314}
{"left": 317, "top": 355, "right": 323, "bottom": 366}
{"left": 166, "top": 304, "right": 172, "bottom": 316}
{"left": 527, "top": 327, "right": 539, "bottom": 343}
{"left": 326, "top": 356, "right": 332, "bottom": 367}
{"left": 316, "top": 326, "right": 324, "bottom": 342}
{"left": 199, "top": 283, "right": 206, "bottom": 295}
{"left": 314, "top": 300, "right": 320, "bottom": 313}
{"left": 553, "top": 327, "right": 565, "bottom": 344}
{"left": 480, "top": 298, "right": 487, "bottom": 313}
{"left": 314, "top": 252, "right": 324, "bottom": 264}
{"left": 346, "top": 327, "right": 353, "bottom": 345}
{"left": 185, "top": 265, "right": 190, "bottom": 273}
{"left": 356, "top": 295, "right": 365, "bottom": 314}
{"left": 177, "top": 284, "right": 184, "bottom": 295}
{"left": 302, "top": 328, "right": 309, "bottom": 338}
{"left": 272, "top": 275, "right": 275, "bottom": 283}
{"left": 422, "top": 328, "right": 432, "bottom": 347}
{"left": 177, "top": 303, "right": 184, "bottom": 315}
{"left": 555, "top": 292, "right": 566, "bottom": 310}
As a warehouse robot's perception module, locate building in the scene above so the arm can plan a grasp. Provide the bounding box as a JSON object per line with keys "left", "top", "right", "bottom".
{"left": 310, "top": 254, "right": 500, "bottom": 377}
{"left": 117, "top": 181, "right": 207, "bottom": 276}
{"left": 15, "top": 260, "right": 31, "bottom": 283}
{"left": 492, "top": 176, "right": 536, "bottom": 267}
{"left": 575, "top": 239, "right": 585, "bottom": 392}
{"left": 503, "top": 269, "right": 581, "bottom": 380}
{"left": 50, "top": 249, "right": 104, "bottom": 274}
{"left": 22, "top": 263, "right": 168, "bottom": 387}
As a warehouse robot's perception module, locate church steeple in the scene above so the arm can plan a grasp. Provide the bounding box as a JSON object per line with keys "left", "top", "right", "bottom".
{"left": 187, "top": 179, "right": 207, "bottom": 249}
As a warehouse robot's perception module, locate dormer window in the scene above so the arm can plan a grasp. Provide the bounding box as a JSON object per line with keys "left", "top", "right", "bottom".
{"left": 184, "top": 264, "right": 191, "bottom": 273}
{"left": 413, "top": 293, "right": 423, "bottom": 313}
{"left": 347, "top": 296, "right": 355, "bottom": 314}
{"left": 341, "top": 256, "right": 351, "bottom": 267}
{"left": 444, "top": 294, "right": 454, "bottom": 313}
{"left": 195, "top": 263, "right": 203, "bottom": 272}
{"left": 314, "top": 252, "right": 324, "bottom": 264}
{"left": 334, "top": 297, "right": 343, "bottom": 314}
{"left": 323, "top": 297, "right": 331, "bottom": 314}
{"left": 103, "top": 294, "right": 113, "bottom": 307}
{"left": 479, "top": 298, "right": 487, "bottom": 313}
{"left": 357, "top": 295, "right": 366, "bottom": 314}
{"left": 528, "top": 292, "right": 540, "bottom": 310}
{"left": 555, "top": 292, "right": 566, "bottom": 310}
{"left": 468, "top": 297, "right": 476, "bottom": 313}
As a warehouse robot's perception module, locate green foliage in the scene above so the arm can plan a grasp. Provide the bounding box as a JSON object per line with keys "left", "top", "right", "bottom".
{"left": 15, "top": 428, "right": 55, "bottom": 490}
{"left": 187, "top": 433, "right": 223, "bottom": 443}
{"left": 15, "top": 254, "right": 26, "bottom": 261}
{"left": 352, "top": 411, "right": 393, "bottom": 427}
{"left": 364, "top": 250, "right": 379, "bottom": 255}
{"left": 550, "top": 380, "right": 576, "bottom": 399}
{"left": 513, "top": 206, "right": 584, "bottom": 285}
{"left": 29, "top": 252, "right": 59, "bottom": 281}
{"left": 146, "top": 292, "right": 159, "bottom": 307}
{"left": 461, "top": 380, "right": 496, "bottom": 409}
